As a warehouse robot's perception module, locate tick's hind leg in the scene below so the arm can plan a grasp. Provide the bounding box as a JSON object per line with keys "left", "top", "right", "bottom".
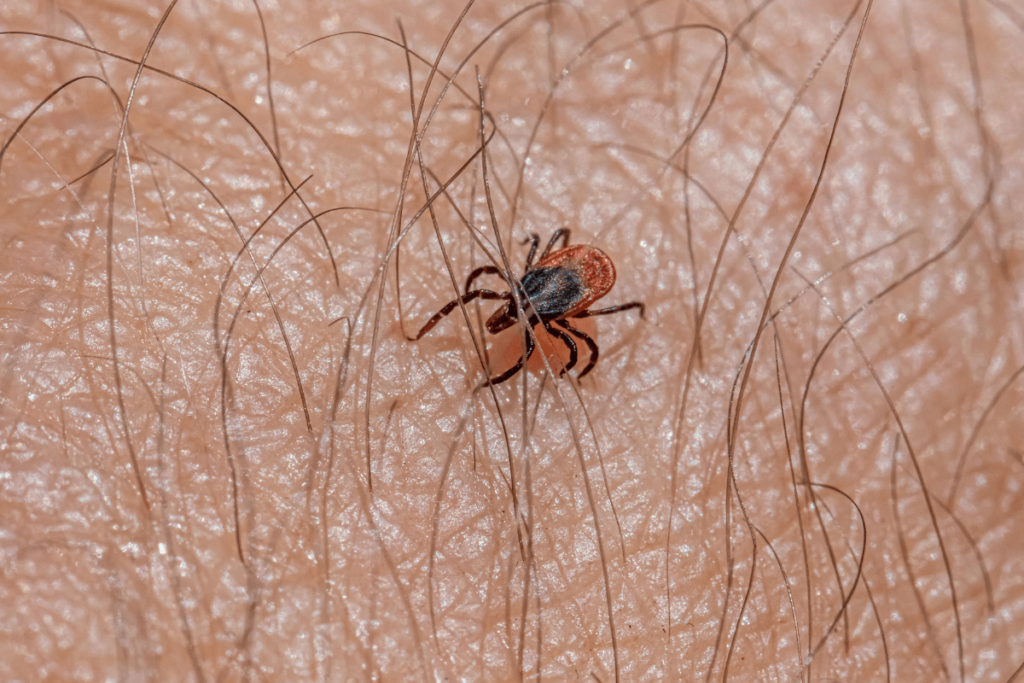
{"left": 522, "top": 233, "right": 540, "bottom": 271}
{"left": 480, "top": 327, "right": 536, "bottom": 387}
{"left": 415, "top": 290, "right": 509, "bottom": 339}
{"left": 544, "top": 322, "right": 577, "bottom": 376}
{"left": 558, "top": 320, "right": 599, "bottom": 378}
{"left": 539, "top": 228, "right": 571, "bottom": 261}
{"left": 574, "top": 301, "right": 645, "bottom": 319}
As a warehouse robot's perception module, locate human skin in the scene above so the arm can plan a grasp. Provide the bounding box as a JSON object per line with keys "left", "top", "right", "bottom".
{"left": 0, "top": 0, "right": 1022, "bottom": 680}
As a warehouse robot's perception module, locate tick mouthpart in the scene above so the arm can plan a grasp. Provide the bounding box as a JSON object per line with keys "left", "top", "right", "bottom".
{"left": 486, "top": 306, "right": 515, "bottom": 334}
{"left": 486, "top": 297, "right": 535, "bottom": 334}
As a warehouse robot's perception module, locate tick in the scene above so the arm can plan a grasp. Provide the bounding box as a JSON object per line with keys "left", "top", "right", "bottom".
{"left": 413, "top": 228, "right": 645, "bottom": 385}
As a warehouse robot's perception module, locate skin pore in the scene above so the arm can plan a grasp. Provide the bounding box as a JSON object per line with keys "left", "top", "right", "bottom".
{"left": 1, "top": 0, "right": 1022, "bottom": 680}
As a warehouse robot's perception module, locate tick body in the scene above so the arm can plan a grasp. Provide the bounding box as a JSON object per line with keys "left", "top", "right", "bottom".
{"left": 414, "top": 229, "right": 645, "bottom": 386}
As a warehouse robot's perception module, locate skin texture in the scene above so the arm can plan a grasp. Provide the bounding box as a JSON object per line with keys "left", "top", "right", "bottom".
{"left": 0, "top": 0, "right": 1022, "bottom": 680}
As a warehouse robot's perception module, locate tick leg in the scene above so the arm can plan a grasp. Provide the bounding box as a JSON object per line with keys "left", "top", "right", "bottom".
{"left": 544, "top": 322, "right": 577, "bottom": 376}
{"left": 539, "top": 228, "right": 571, "bottom": 261}
{"left": 416, "top": 290, "right": 510, "bottom": 339}
{"left": 558, "top": 320, "right": 599, "bottom": 378}
{"left": 521, "top": 233, "right": 540, "bottom": 271}
{"left": 481, "top": 327, "right": 536, "bottom": 387}
{"left": 464, "top": 265, "right": 503, "bottom": 293}
{"left": 574, "top": 301, "right": 646, "bottom": 319}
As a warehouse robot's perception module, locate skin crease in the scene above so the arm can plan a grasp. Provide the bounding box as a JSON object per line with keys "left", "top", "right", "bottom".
{"left": 0, "top": 0, "right": 1022, "bottom": 680}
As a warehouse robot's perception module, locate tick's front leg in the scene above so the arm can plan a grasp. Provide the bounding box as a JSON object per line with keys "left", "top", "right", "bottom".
{"left": 464, "top": 265, "right": 504, "bottom": 293}
{"left": 415, "top": 290, "right": 509, "bottom": 339}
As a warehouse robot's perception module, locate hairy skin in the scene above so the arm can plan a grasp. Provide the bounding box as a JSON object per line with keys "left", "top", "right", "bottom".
{"left": 0, "top": 0, "right": 1022, "bottom": 681}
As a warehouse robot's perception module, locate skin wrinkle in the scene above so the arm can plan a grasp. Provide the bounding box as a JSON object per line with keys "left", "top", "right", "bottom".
{"left": 0, "top": 0, "right": 1022, "bottom": 681}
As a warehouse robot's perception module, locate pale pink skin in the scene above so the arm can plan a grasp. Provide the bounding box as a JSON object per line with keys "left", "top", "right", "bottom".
{"left": 0, "top": 0, "right": 1022, "bottom": 681}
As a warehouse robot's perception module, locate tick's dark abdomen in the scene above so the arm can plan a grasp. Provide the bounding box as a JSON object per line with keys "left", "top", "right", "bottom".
{"left": 520, "top": 266, "right": 584, "bottom": 319}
